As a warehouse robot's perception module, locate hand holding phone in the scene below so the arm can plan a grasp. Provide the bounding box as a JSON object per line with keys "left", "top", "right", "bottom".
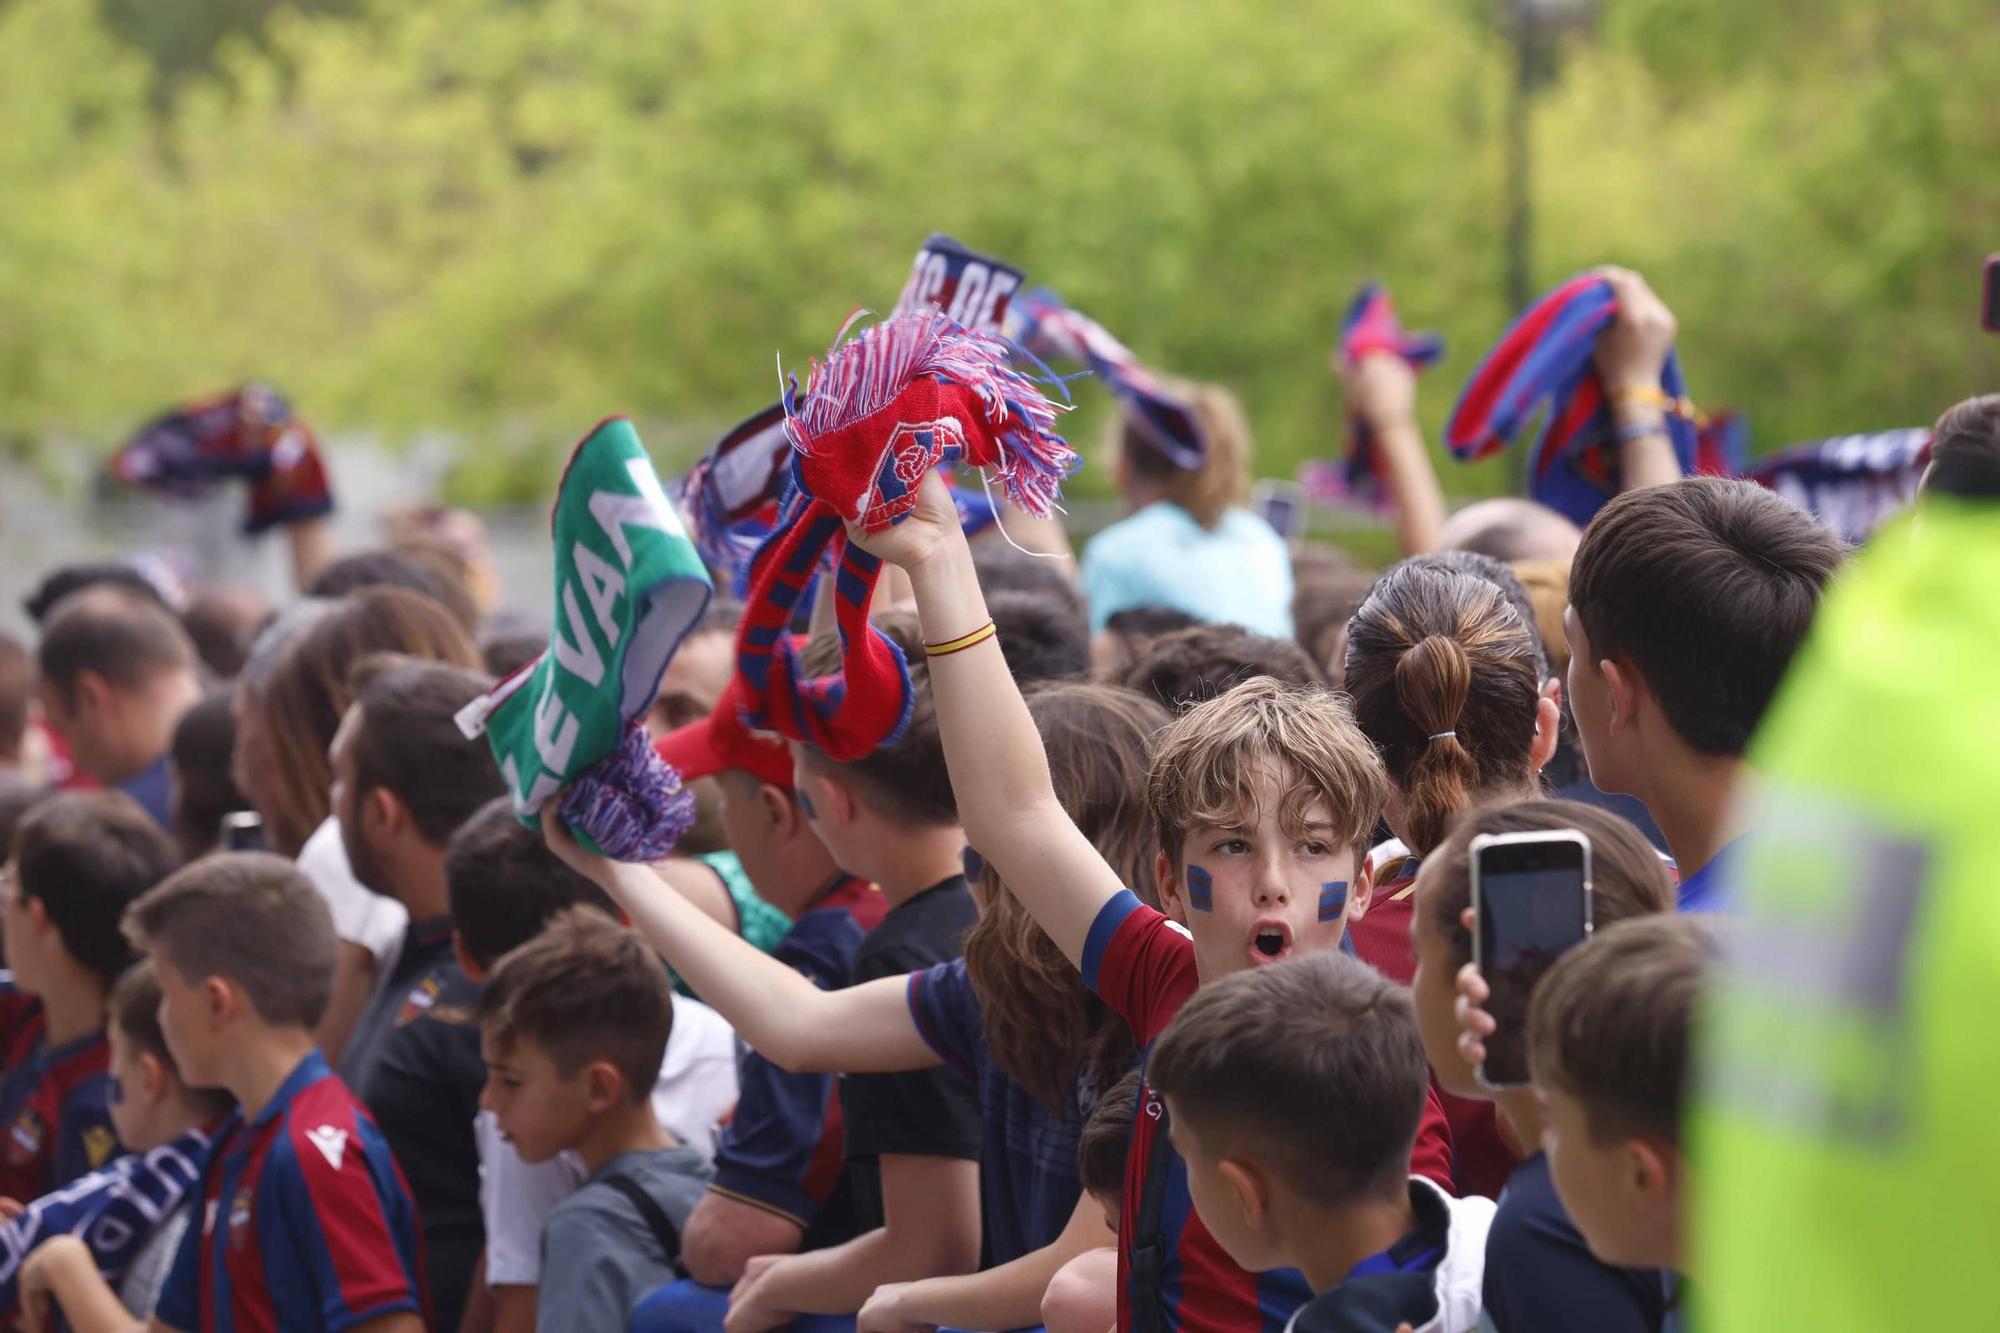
{"left": 1470, "top": 829, "right": 1593, "bottom": 1089}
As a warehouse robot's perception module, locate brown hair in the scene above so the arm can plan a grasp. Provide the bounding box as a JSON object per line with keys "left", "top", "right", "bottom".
{"left": 479, "top": 908, "right": 670, "bottom": 1104}
{"left": 1116, "top": 379, "right": 1253, "bottom": 530}
{"left": 1077, "top": 1069, "right": 1142, "bottom": 1204}
{"left": 0, "top": 632, "right": 29, "bottom": 763}
{"left": 1528, "top": 914, "right": 1718, "bottom": 1147}
{"left": 257, "top": 587, "right": 481, "bottom": 855}
{"left": 1291, "top": 560, "right": 1377, "bottom": 685}
{"left": 1925, "top": 393, "right": 2000, "bottom": 498}
{"left": 445, "top": 797, "right": 620, "bottom": 972}
{"left": 109, "top": 960, "right": 235, "bottom": 1121}
{"left": 346, "top": 656, "right": 504, "bottom": 846}
{"left": 1117, "top": 622, "right": 1325, "bottom": 714}
{"left": 798, "top": 611, "right": 956, "bottom": 828}
{"left": 1147, "top": 677, "right": 1386, "bottom": 872}
{"left": 1422, "top": 799, "right": 1673, "bottom": 973}
{"left": 35, "top": 588, "right": 198, "bottom": 705}
{"left": 965, "top": 683, "right": 1166, "bottom": 1111}
{"left": 16, "top": 791, "right": 182, "bottom": 985}
{"left": 1148, "top": 951, "right": 1429, "bottom": 1204}
{"left": 1344, "top": 562, "right": 1544, "bottom": 856}
{"left": 123, "top": 853, "right": 337, "bottom": 1030}
{"left": 1568, "top": 477, "right": 1844, "bottom": 758}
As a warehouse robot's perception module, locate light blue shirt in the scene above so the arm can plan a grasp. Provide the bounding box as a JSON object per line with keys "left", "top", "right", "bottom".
{"left": 1081, "top": 502, "right": 1294, "bottom": 637}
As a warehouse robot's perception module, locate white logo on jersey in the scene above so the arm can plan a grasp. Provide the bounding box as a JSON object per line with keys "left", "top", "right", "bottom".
{"left": 305, "top": 1125, "right": 349, "bottom": 1171}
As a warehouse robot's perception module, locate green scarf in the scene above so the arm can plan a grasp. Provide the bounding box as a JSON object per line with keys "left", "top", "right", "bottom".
{"left": 458, "top": 417, "right": 712, "bottom": 852}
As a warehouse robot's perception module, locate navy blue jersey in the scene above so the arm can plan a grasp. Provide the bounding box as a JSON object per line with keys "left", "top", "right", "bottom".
{"left": 1481, "top": 1152, "right": 1665, "bottom": 1333}
{"left": 907, "top": 956, "right": 1118, "bottom": 1264}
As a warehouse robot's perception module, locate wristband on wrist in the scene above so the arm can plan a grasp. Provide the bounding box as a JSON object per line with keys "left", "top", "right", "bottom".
{"left": 923, "top": 621, "right": 997, "bottom": 657}
{"left": 1613, "top": 419, "right": 1671, "bottom": 445}
{"left": 1608, "top": 382, "right": 1697, "bottom": 419}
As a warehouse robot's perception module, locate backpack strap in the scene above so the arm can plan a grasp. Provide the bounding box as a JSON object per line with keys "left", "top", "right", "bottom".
{"left": 596, "top": 1172, "right": 684, "bottom": 1270}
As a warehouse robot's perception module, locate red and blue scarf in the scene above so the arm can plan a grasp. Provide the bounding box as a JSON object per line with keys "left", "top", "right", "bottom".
{"left": 109, "top": 384, "right": 334, "bottom": 534}
{"left": 734, "top": 308, "right": 1076, "bottom": 761}
{"left": 1445, "top": 274, "right": 1713, "bottom": 526}
{"left": 1302, "top": 282, "right": 1445, "bottom": 513}
{"left": 1007, "top": 286, "right": 1206, "bottom": 469}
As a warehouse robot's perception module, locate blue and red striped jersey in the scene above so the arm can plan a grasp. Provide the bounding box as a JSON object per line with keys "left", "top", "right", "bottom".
{"left": 0, "top": 1029, "right": 120, "bottom": 1203}
{"left": 1082, "top": 890, "right": 1457, "bottom": 1333}
{"left": 708, "top": 877, "right": 886, "bottom": 1233}
{"left": 153, "top": 1050, "right": 428, "bottom": 1333}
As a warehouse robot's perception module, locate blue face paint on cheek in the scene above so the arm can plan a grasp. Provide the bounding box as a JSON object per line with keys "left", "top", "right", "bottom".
{"left": 1318, "top": 881, "right": 1349, "bottom": 922}
{"left": 107, "top": 1075, "right": 125, "bottom": 1107}
{"left": 796, "top": 788, "right": 817, "bottom": 820}
{"left": 1185, "top": 865, "right": 1214, "bottom": 912}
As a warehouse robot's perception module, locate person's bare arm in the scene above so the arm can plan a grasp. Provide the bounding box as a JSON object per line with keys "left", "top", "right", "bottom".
{"left": 346, "top": 1316, "right": 425, "bottom": 1333}
{"left": 848, "top": 472, "right": 1127, "bottom": 968}
{"left": 863, "top": 1188, "right": 1116, "bottom": 1333}
{"left": 285, "top": 516, "right": 335, "bottom": 591}
{"left": 314, "top": 939, "right": 377, "bottom": 1065}
{"left": 723, "top": 1156, "right": 982, "bottom": 1329}
{"left": 1337, "top": 349, "right": 1446, "bottom": 555}
{"left": 20, "top": 1236, "right": 143, "bottom": 1333}
{"left": 1593, "top": 265, "right": 1684, "bottom": 494}
{"left": 681, "top": 1192, "right": 806, "bottom": 1287}
{"left": 490, "top": 1284, "right": 537, "bottom": 1333}
{"left": 543, "top": 813, "right": 938, "bottom": 1074}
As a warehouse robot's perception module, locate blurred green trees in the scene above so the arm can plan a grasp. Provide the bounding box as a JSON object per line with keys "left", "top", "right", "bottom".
{"left": 1, "top": 0, "right": 1993, "bottom": 500}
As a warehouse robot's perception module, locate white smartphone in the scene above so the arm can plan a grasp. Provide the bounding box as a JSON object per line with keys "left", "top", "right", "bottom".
{"left": 1470, "top": 828, "right": 1593, "bottom": 1089}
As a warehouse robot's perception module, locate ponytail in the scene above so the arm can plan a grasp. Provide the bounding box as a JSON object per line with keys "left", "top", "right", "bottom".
{"left": 1345, "top": 563, "right": 1544, "bottom": 856}
{"left": 1391, "top": 635, "right": 1481, "bottom": 854}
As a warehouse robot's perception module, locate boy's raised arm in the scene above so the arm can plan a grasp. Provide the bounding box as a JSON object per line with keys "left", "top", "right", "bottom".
{"left": 540, "top": 810, "right": 936, "bottom": 1074}
{"left": 851, "top": 472, "right": 1128, "bottom": 969}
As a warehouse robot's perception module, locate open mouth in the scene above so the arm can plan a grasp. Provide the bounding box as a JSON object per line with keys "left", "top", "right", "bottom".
{"left": 1249, "top": 922, "right": 1293, "bottom": 964}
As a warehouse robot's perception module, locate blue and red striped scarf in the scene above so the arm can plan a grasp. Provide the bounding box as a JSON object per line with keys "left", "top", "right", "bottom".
{"left": 1007, "top": 286, "right": 1207, "bottom": 469}
{"left": 1446, "top": 274, "right": 1724, "bottom": 526}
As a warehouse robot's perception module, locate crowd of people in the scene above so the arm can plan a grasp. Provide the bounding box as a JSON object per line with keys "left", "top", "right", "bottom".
{"left": 0, "top": 259, "right": 1992, "bottom": 1333}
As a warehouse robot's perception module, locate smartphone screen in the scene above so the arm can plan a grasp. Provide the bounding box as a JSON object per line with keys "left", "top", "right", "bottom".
{"left": 219, "top": 811, "right": 265, "bottom": 853}
{"left": 1473, "top": 832, "right": 1592, "bottom": 1088}
{"left": 1984, "top": 254, "right": 2000, "bottom": 333}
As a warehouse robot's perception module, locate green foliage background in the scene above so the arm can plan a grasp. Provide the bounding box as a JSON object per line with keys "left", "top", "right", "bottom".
{"left": 2, "top": 0, "right": 1995, "bottom": 502}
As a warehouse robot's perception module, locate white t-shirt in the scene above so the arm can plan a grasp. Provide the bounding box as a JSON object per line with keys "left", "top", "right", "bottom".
{"left": 476, "top": 995, "right": 740, "bottom": 1286}
{"left": 296, "top": 817, "right": 408, "bottom": 966}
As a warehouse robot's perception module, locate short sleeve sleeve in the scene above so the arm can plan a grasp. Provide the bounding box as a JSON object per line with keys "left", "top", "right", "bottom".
{"left": 906, "top": 960, "right": 980, "bottom": 1080}
{"left": 1080, "top": 891, "right": 1200, "bottom": 1044}
{"left": 269, "top": 1129, "right": 421, "bottom": 1331}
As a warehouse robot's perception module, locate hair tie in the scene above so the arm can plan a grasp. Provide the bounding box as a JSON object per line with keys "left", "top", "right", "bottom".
{"left": 1428, "top": 730, "right": 1457, "bottom": 742}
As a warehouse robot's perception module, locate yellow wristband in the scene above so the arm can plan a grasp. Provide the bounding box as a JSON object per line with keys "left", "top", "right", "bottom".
{"left": 1608, "top": 383, "right": 1697, "bottom": 420}
{"left": 923, "top": 621, "right": 998, "bottom": 657}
